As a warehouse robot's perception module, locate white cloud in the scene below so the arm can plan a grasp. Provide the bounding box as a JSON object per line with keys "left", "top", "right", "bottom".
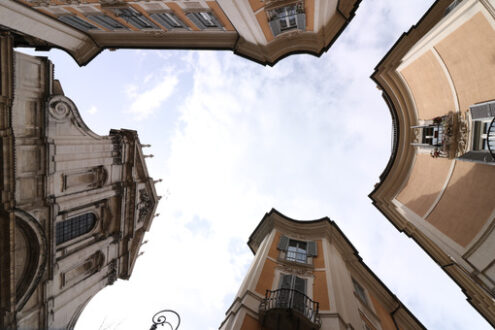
{"left": 73, "top": 0, "right": 492, "bottom": 329}
{"left": 126, "top": 75, "right": 178, "bottom": 120}
{"left": 88, "top": 105, "right": 98, "bottom": 115}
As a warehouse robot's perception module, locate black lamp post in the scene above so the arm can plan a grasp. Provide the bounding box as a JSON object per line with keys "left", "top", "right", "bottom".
{"left": 150, "top": 309, "right": 180, "bottom": 330}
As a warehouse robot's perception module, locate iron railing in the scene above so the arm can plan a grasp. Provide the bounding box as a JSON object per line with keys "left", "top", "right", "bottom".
{"left": 260, "top": 289, "right": 321, "bottom": 328}
{"left": 487, "top": 117, "right": 495, "bottom": 159}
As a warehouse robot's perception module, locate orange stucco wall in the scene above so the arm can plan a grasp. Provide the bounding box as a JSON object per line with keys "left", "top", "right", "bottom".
{"left": 256, "top": 11, "right": 274, "bottom": 42}
{"left": 248, "top": 0, "right": 264, "bottom": 12}
{"left": 400, "top": 50, "right": 455, "bottom": 120}
{"left": 313, "top": 239, "right": 325, "bottom": 268}
{"left": 240, "top": 313, "right": 263, "bottom": 330}
{"left": 313, "top": 271, "right": 330, "bottom": 310}
{"left": 396, "top": 154, "right": 453, "bottom": 217}
{"left": 206, "top": 1, "right": 235, "bottom": 31}
{"left": 268, "top": 231, "right": 281, "bottom": 259}
{"left": 305, "top": 0, "right": 315, "bottom": 31}
{"left": 426, "top": 161, "right": 495, "bottom": 247}
{"left": 255, "top": 258, "right": 277, "bottom": 295}
{"left": 166, "top": 2, "right": 200, "bottom": 31}
{"left": 435, "top": 13, "right": 495, "bottom": 112}
{"left": 369, "top": 294, "right": 395, "bottom": 330}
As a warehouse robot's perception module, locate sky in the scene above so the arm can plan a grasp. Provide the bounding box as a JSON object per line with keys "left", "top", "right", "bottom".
{"left": 18, "top": 1, "right": 493, "bottom": 329}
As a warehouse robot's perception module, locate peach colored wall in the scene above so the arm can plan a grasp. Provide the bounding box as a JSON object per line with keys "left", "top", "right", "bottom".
{"left": 256, "top": 11, "right": 274, "bottom": 42}
{"left": 396, "top": 154, "right": 453, "bottom": 217}
{"left": 166, "top": 2, "right": 200, "bottom": 31}
{"left": 240, "top": 314, "right": 263, "bottom": 330}
{"left": 268, "top": 231, "right": 281, "bottom": 259}
{"left": 248, "top": 0, "right": 264, "bottom": 12}
{"left": 131, "top": 4, "right": 167, "bottom": 31}
{"left": 435, "top": 13, "right": 495, "bottom": 112}
{"left": 206, "top": 1, "right": 235, "bottom": 31}
{"left": 305, "top": 0, "right": 315, "bottom": 31}
{"left": 426, "top": 161, "right": 495, "bottom": 247}
{"left": 313, "top": 271, "right": 330, "bottom": 310}
{"left": 360, "top": 312, "right": 377, "bottom": 330}
{"left": 313, "top": 239, "right": 325, "bottom": 268}
{"left": 255, "top": 258, "right": 277, "bottom": 295}
{"left": 400, "top": 50, "right": 455, "bottom": 119}
{"left": 369, "top": 294, "right": 395, "bottom": 330}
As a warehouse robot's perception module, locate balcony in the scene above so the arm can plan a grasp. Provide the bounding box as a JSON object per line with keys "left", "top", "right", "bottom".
{"left": 259, "top": 289, "right": 321, "bottom": 330}
{"left": 488, "top": 117, "right": 495, "bottom": 159}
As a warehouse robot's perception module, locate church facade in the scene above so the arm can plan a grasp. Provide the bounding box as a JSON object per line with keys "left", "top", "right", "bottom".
{"left": 0, "top": 34, "right": 159, "bottom": 329}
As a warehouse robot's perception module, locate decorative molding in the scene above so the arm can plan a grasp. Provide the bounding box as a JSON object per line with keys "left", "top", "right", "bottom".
{"left": 137, "top": 189, "right": 153, "bottom": 223}
{"left": 14, "top": 209, "right": 48, "bottom": 311}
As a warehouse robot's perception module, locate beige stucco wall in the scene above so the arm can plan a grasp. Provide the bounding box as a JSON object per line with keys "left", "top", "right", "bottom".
{"left": 426, "top": 161, "right": 495, "bottom": 247}
{"left": 400, "top": 50, "right": 455, "bottom": 119}
{"left": 435, "top": 12, "right": 495, "bottom": 112}
{"left": 396, "top": 154, "right": 453, "bottom": 217}
{"left": 369, "top": 294, "right": 395, "bottom": 330}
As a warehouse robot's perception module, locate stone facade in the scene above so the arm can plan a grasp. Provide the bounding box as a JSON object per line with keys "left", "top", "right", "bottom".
{"left": 220, "top": 209, "right": 423, "bottom": 330}
{"left": 0, "top": 33, "right": 158, "bottom": 329}
{"left": 370, "top": 0, "right": 495, "bottom": 326}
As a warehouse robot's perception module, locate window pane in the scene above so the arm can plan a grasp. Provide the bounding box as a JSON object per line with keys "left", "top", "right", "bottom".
{"left": 56, "top": 213, "right": 96, "bottom": 245}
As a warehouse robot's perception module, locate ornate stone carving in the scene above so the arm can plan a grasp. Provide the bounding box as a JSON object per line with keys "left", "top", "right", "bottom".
{"left": 137, "top": 189, "right": 153, "bottom": 223}
{"left": 48, "top": 96, "right": 72, "bottom": 121}
{"left": 108, "top": 260, "right": 117, "bottom": 285}
{"left": 110, "top": 134, "right": 122, "bottom": 165}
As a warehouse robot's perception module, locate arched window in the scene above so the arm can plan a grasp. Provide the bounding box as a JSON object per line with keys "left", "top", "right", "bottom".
{"left": 56, "top": 213, "right": 96, "bottom": 245}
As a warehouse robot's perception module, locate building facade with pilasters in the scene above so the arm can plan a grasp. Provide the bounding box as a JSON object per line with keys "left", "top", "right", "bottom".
{"left": 370, "top": 0, "right": 495, "bottom": 326}
{"left": 0, "top": 34, "right": 159, "bottom": 329}
{"left": 220, "top": 209, "right": 423, "bottom": 330}
{"left": 2, "top": 0, "right": 360, "bottom": 66}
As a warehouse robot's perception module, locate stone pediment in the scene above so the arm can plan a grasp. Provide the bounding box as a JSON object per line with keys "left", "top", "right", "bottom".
{"left": 113, "top": 130, "right": 159, "bottom": 279}
{"left": 46, "top": 95, "right": 105, "bottom": 141}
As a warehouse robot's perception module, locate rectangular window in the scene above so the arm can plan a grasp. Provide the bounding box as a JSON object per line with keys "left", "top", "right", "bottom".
{"left": 58, "top": 15, "right": 100, "bottom": 31}
{"left": 278, "top": 274, "right": 307, "bottom": 313}
{"left": 267, "top": 2, "right": 305, "bottom": 36}
{"left": 352, "top": 279, "right": 368, "bottom": 305}
{"left": 87, "top": 14, "right": 128, "bottom": 30}
{"left": 150, "top": 12, "right": 186, "bottom": 29}
{"left": 277, "top": 235, "right": 317, "bottom": 264}
{"left": 186, "top": 12, "right": 223, "bottom": 30}
{"left": 109, "top": 7, "right": 158, "bottom": 30}
{"left": 473, "top": 120, "right": 492, "bottom": 151}
{"left": 287, "top": 239, "right": 307, "bottom": 263}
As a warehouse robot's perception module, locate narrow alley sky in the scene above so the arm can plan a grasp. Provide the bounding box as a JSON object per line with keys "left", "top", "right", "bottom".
{"left": 20, "top": 1, "right": 492, "bottom": 329}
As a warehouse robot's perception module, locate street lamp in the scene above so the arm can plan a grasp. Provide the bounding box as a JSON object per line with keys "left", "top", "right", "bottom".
{"left": 150, "top": 309, "right": 180, "bottom": 330}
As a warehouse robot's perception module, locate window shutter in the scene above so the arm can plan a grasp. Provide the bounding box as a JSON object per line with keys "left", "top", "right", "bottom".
{"left": 186, "top": 13, "right": 206, "bottom": 30}
{"left": 294, "top": 276, "right": 306, "bottom": 294}
{"left": 307, "top": 241, "right": 317, "bottom": 257}
{"left": 269, "top": 20, "right": 281, "bottom": 37}
{"left": 150, "top": 13, "right": 173, "bottom": 29}
{"left": 458, "top": 151, "right": 494, "bottom": 162}
{"left": 277, "top": 235, "right": 289, "bottom": 251}
{"left": 296, "top": 13, "right": 306, "bottom": 31}
{"left": 279, "top": 274, "right": 293, "bottom": 289}
{"left": 470, "top": 102, "right": 495, "bottom": 119}
{"left": 210, "top": 14, "right": 223, "bottom": 28}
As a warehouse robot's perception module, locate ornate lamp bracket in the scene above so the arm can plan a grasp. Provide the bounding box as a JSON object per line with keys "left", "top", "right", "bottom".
{"left": 150, "top": 309, "right": 180, "bottom": 330}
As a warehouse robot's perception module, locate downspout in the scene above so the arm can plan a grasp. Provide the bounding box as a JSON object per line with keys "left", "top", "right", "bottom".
{"left": 390, "top": 303, "right": 401, "bottom": 330}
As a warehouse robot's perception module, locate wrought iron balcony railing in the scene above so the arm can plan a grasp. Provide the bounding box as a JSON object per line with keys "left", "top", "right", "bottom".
{"left": 487, "top": 117, "right": 495, "bottom": 159}
{"left": 260, "top": 289, "right": 321, "bottom": 330}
